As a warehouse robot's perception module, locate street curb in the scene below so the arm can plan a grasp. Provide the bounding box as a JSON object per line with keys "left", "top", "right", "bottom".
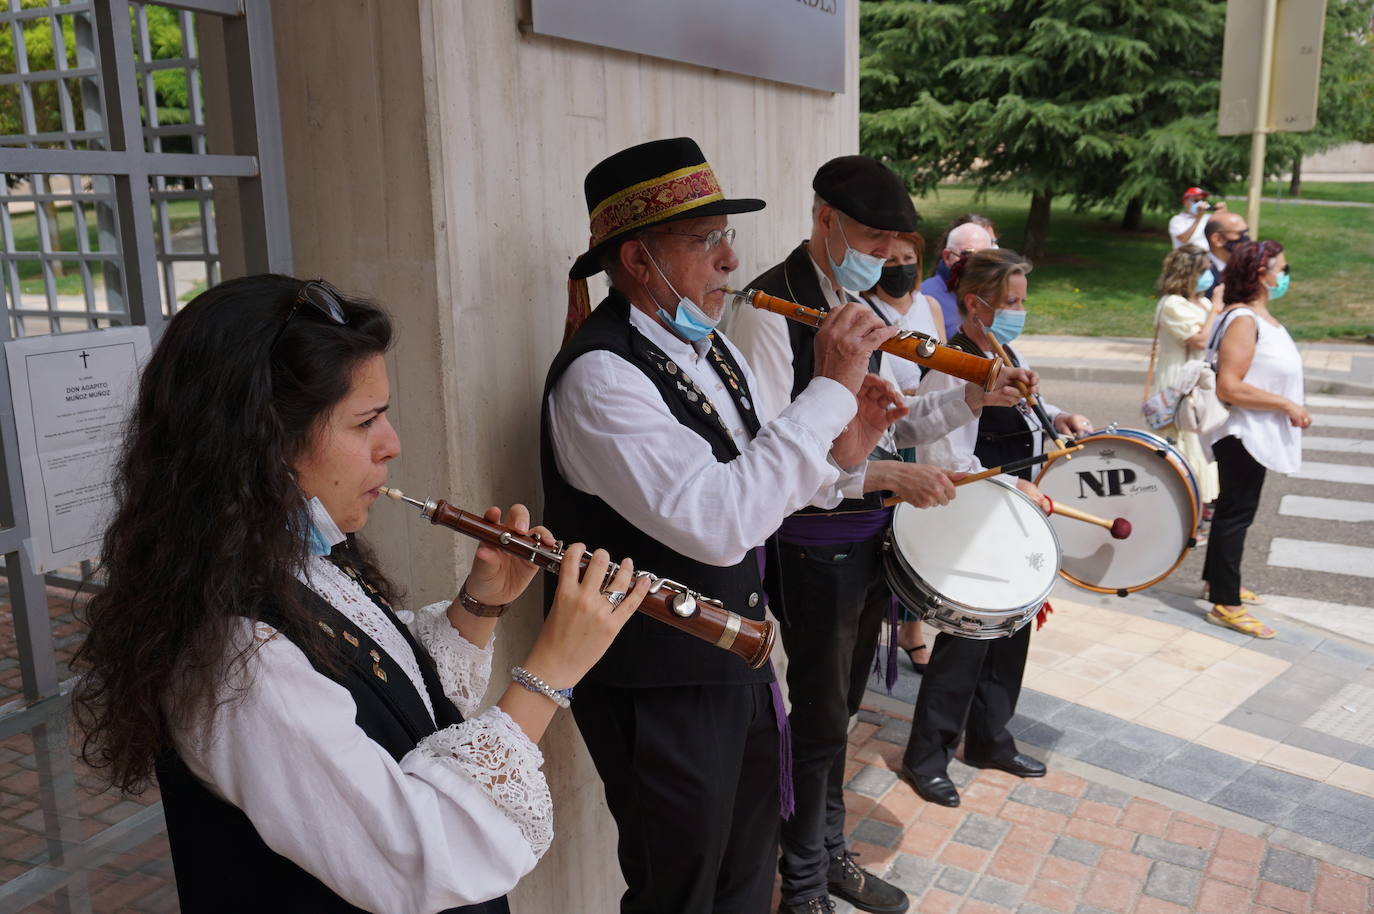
{"left": 1034, "top": 361, "right": 1374, "bottom": 398}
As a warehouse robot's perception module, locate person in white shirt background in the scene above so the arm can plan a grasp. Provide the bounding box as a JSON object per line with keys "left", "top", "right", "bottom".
{"left": 1169, "top": 186, "right": 1224, "bottom": 250}
{"left": 1203, "top": 240, "right": 1311, "bottom": 640}
{"left": 72, "top": 275, "right": 649, "bottom": 914}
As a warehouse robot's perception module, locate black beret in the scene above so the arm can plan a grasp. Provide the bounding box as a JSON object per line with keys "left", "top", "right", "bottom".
{"left": 812, "top": 155, "right": 918, "bottom": 232}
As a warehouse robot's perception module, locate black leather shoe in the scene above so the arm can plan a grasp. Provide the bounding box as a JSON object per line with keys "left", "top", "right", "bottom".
{"left": 778, "top": 896, "right": 836, "bottom": 914}
{"left": 901, "top": 766, "right": 960, "bottom": 807}
{"left": 964, "top": 752, "right": 1047, "bottom": 778}
{"left": 828, "top": 851, "right": 910, "bottom": 913}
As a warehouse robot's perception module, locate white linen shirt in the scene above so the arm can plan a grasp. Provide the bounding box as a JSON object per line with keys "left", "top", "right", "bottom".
{"left": 547, "top": 304, "right": 858, "bottom": 567}
{"left": 727, "top": 255, "right": 977, "bottom": 500}
{"left": 172, "top": 556, "right": 551, "bottom": 913}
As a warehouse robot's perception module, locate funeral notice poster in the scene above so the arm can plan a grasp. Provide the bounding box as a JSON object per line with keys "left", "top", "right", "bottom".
{"left": 5, "top": 326, "right": 151, "bottom": 573}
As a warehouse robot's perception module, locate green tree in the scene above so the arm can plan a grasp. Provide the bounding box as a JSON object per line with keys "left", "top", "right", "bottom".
{"left": 861, "top": 0, "right": 1237, "bottom": 259}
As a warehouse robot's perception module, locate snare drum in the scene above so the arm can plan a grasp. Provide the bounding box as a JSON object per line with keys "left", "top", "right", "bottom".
{"left": 1034, "top": 428, "right": 1200, "bottom": 596}
{"left": 884, "top": 477, "right": 1060, "bottom": 639}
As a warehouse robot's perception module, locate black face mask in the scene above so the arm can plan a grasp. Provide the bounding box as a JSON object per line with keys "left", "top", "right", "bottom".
{"left": 877, "top": 263, "right": 920, "bottom": 298}
{"left": 1223, "top": 230, "right": 1251, "bottom": 252}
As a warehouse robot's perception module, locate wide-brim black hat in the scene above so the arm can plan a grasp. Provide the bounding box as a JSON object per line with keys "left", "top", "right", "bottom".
{"left": 569, "top": 137, "right": 765, "bottom": 280}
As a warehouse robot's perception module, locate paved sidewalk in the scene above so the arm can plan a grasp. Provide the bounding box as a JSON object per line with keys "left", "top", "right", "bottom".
{"left": 826, "top": 587, "right": 1374, "bottom": 913}
{"left": 1016, "top": 336, "right": 1374, "bottom": 397}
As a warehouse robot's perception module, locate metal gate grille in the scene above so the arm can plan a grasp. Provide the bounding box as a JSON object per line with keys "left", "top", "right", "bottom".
{"left": 0, "top": 1, "right": 289, "bottom": 909}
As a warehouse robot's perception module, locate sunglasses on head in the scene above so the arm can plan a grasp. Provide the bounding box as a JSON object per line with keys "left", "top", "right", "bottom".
{"left": 270, "top": 280, "right": 348, "bottom": 351}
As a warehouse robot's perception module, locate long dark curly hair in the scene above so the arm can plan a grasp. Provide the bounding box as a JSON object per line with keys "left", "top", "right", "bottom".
{"left": 72, "top": 273, "right": 395, "bottom": 793}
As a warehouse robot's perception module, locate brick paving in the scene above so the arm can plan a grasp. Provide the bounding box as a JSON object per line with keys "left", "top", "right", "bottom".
{"left": 832, "top": 708, "right": 1374, "bottom": 913}
{"left": 5, "top": 504, "right": 1374, "bottom": 910}
{"left": 1, "top": 577, "right": 95, "bottom": 704}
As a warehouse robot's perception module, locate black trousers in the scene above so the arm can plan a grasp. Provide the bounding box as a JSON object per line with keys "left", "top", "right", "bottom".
{"left": 571, "top": 680, "right": 779, "bottom": 914}
{"left": 902, "top": 622, "right": 1031, "bottom": 777}
{"left": 1202, "top": 435, "right": 1268, "bottom": 606}
{"left": 776, "top": 535, "right": 891, "bottom": 903}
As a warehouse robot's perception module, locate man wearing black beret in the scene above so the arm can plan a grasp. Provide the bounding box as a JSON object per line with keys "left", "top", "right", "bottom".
{"left": 729, "top": 156, "right": 1031, "bottom": 914}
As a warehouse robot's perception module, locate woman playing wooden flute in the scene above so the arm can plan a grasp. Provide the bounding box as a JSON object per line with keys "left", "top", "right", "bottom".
{"left": 73, "top": 275, "right": 647, "bottom": 913}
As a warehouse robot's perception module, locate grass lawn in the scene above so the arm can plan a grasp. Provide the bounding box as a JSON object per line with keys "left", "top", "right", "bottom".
{"left": 911, "top": 185, "right": 1374, "bottom": 340}
{"left": 7, "top": 200, "right": 204, "bottom": 294}
{"left": 1216, "top": 180, "right": 1374, "bottom": 206}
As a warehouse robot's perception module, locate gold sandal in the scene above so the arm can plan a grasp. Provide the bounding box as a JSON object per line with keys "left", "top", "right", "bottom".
{"left": 1207, "top": 604, "right": 1276, "bottom": 639}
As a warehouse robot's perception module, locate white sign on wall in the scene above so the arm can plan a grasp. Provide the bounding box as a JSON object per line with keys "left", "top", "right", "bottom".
{"left": 531, "top": 0, "right": 846, "bottom": 94}
{"left": 5, "top": 326, "right": 151, "bottom": 573}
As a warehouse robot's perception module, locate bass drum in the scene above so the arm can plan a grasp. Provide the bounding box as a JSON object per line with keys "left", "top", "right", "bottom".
{"left": 884, "top": 477, "right": 1060, "bottom": 639}
{"left": 1034, "top": 428, "right": 1200, "bottom": 596}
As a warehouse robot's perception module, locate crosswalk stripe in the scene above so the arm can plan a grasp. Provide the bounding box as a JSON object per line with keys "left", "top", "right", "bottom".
{"left": 1303, "top": 436, "right": 1374, "bottom": 455}
{"left": 1278, "top": 495, "right": 1374, "bottom": 523}
{"left": 1268, "top": 537, "right": 1374, "bottom": 578}
{"left": 1292, "top": 462, "right": 1374, "bottom": 486}
{"left": 1311, "top": 413, "right": 1374, "bottom": 430}
{"left": 1262, "top": 594, "right": 1374, "bottom": 645}
{"left": 1306, "top": 394, "right": 1374, "bottom": 411}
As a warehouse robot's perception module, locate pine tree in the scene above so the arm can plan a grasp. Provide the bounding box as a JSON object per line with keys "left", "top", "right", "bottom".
{"left": 861, "top": 0, "right": 1238, "bottom": 258}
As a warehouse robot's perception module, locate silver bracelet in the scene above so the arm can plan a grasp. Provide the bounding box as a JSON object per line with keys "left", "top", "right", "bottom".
{"left": 511, "top": 666, "right": 573, "bottom": 709}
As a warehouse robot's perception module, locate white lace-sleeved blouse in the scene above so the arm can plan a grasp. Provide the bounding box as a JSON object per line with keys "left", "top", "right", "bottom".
{"left": 170, "top": 555, "right": 552, "bottom": 913}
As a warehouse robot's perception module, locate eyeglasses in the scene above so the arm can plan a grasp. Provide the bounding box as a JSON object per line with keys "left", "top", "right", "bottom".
{"left": 644, "top": 227, "right": 736, "bottom": 253}
{"left": 270, "top": 280, "right": 348, "bottom": 351}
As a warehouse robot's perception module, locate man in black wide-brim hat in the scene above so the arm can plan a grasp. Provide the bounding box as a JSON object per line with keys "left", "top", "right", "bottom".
{"left": 540, "top": 137, "right": 902, "bottom": 914}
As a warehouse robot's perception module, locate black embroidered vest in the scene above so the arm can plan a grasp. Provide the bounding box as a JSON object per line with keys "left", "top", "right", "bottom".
{"left": 540, "top": 291, "right": 772, "bottom": 688}
{"left": 948, "top": 332, "right": 1037, "bottom": 479}
{"left": 746, "top": 242, "right": 892, "bottom": 514}
{"left": 156, "top": 552, "right": 510, "bottom": 914}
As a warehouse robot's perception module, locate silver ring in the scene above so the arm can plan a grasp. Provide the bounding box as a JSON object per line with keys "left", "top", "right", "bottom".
{"left": 604, "top": 591, "right": 627, "bottom": 608}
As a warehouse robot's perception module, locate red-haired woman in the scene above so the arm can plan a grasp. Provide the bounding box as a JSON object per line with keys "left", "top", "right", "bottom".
{"left": 1203, "top": 241, "right": 1311, "bottom": 638}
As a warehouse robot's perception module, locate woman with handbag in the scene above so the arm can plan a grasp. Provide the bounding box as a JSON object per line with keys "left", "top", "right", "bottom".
{"left": 1201, "top": 241, "right": 1311, "bottom": 639}
{"left": 1144, "top": 245, "right": 1221, "bottom": 506}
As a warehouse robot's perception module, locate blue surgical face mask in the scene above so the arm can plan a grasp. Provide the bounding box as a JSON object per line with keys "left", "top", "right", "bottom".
{"left": 825, "top": 213, "right": 886, "bottom": 292}
{"left": 304, "top": 495, "right": 345, "bottom": 557}
{"left": 976, "top": 296, "right": 1026, "bottom": 344}
{"left": 1196, "top": 271, "right": 1216, "bottom": 294}
{"left": 645, "top": 247, "right": 719, "bottom": 342}
{"left": 1266, "top": 270, "right": 1290, "bottom": 301}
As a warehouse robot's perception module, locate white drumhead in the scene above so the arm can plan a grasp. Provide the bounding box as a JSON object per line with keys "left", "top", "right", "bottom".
{"left": 1035, "top": 431, "right": 1198, "bottom": 593}
{"left": 890, "top": 478, "right": 1060, "bottom": 611}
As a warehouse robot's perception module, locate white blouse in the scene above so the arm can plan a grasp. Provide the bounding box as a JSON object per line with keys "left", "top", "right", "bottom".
{"left": 1210, "top": 307, "right": 1305, "bottom": 474}
{"left": 171, "top": 555, "right": 551, "bottom": 913}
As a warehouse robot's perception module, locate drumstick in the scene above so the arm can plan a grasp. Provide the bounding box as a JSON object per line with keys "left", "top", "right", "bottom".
{"left": 1045, "top": 497, "right": 1132, "bottom": 540}
{"left": 881, "top": 445, "right": 1083, "bottom": 506}
{"left": 983, "top": 333, "right": 1070, "bottom": 455}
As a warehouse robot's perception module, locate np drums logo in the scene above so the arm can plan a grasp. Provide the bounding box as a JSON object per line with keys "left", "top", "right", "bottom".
{"left": 1077, "top": 468, "right": 1136, "bottom": 498}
